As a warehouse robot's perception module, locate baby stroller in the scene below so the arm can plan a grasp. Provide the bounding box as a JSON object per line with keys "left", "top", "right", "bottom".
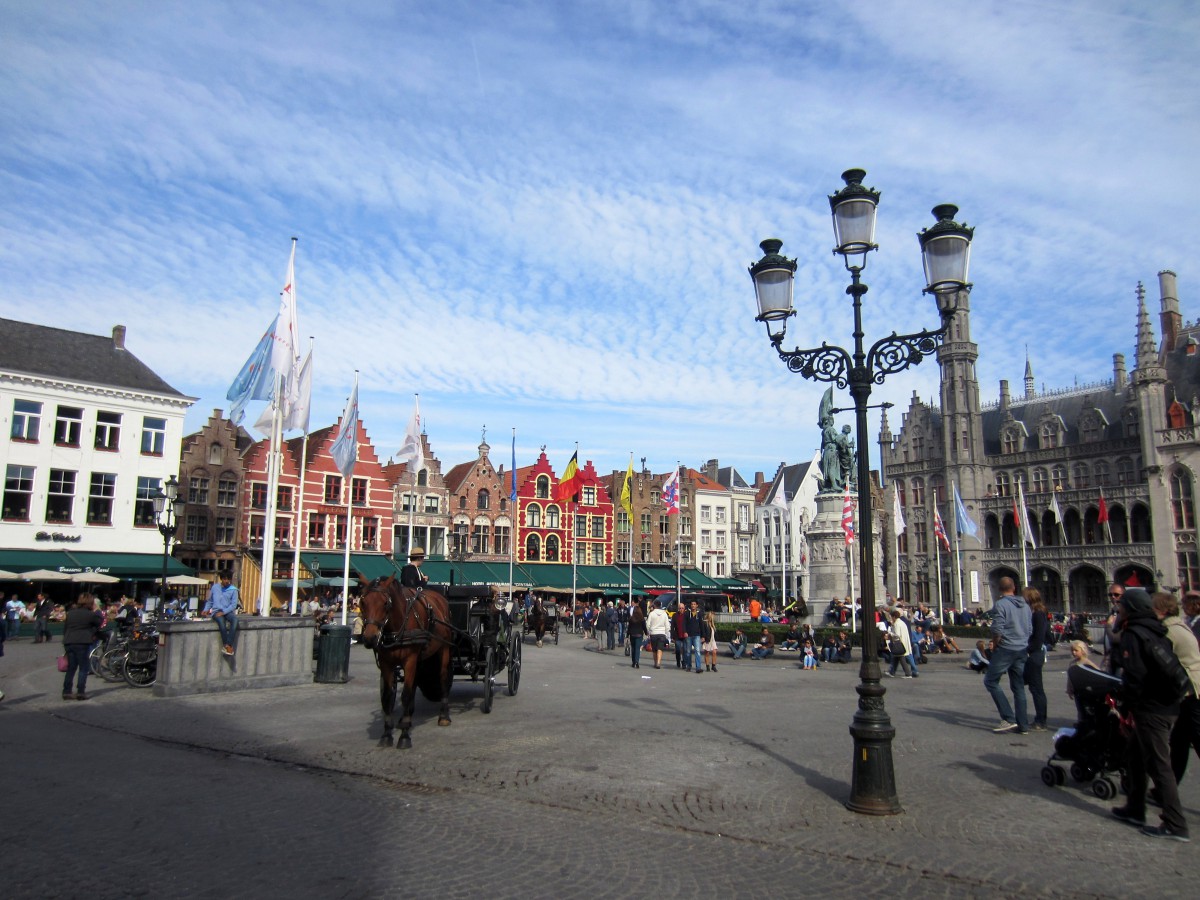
{"left": 1040, "top": 665, "right": 1130, "bottom": 800}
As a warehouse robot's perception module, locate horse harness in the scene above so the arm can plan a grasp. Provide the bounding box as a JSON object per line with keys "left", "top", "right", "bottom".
{"left": 363, "top": 580, "right": 455, "bottom": 652}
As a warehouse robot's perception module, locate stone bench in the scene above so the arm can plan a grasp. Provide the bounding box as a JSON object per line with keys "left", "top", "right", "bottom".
{"left": 154, "top": 617, "right": 316, "bottom": 698}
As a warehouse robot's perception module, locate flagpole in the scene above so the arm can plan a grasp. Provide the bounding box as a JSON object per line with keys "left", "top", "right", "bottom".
{"left": 780, "top": 503, "right": 788, "bottom": 616}
{"left": 625, "top": 453, "right": 634, "bottom": 610}
{"left": 675, "top": 462, "right": 682, "bottom": 599}
{"left": 289, "top": 337, "right": 314, "bottom": 616}
{"left": 259, "top": 371, "right": 284, "bottom": 617}
{"left": 951, "top": 480, "right": 964, "bottom": 611}
{"left": 340, "top": 371, "right": 359, "bottom": 627}
{"left": 509, "top": 428, "right": 516, "bottom": 601}
{"left": 935, "top": 538, "right": 944, "bottom": 623}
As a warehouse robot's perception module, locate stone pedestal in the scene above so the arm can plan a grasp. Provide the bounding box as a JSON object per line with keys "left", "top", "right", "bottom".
{"left": 806, "top": 492, "right": 884, "bottom": 610}
{"left": 154, "top": 617, "right": 316, "bottom": 697}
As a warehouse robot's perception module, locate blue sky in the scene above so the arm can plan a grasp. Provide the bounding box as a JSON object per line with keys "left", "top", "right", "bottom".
{"left": 3, "top": 1, "right": 1198, "bottom": 484}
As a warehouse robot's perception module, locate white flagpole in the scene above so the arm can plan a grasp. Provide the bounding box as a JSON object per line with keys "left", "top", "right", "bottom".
{"left": 289, "top": 337, "right": 314, "bottom": 616}
{"left": 780, "top": 505, "right": 788, "bottom": 615}
{"left": 627, "top": 454, "right": 633, "bottom": 610}
{"left": 935, "top": 538, "right": 944, "bottom": 623}
{"left": 675, "top": 462, "right": 682, "bottom": 599}
{"left": 258, "top": 371, "right": 284, "bottom": 617}
{"left": 340, "top": 371, "right": 359, "bottom": 627}
{"left": 509, "top": 427, "right": 515, "bottom": 601}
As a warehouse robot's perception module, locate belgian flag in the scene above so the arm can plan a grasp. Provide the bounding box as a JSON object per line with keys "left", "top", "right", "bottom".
{"left": 555, "top": 451, "right": 581, "bottom": 503}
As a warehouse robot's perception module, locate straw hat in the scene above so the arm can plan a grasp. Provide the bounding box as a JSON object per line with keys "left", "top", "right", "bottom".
{"left": 409, "top": 547, "right": 426, "bottom": 561}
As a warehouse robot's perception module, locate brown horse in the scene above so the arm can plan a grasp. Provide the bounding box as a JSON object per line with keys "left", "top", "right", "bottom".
{"left": 358, "top": 576, "right": 455, "bottom": 749}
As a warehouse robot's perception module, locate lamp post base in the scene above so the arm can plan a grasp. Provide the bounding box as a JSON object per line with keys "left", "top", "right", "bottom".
{"left": 846, "top": 661, "right": 903, "bottom": 815}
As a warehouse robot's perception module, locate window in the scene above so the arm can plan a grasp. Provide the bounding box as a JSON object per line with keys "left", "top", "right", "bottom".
{"left": 640, "top": 540, "right": 651, "bottom": 562}
{"left": 3, "top": 465, "right": 35, "bottom": 520}
{"left": 189, "top": 475, "right": 210, "bottom": 504}
{"left": 324, "top": 475, "right": 342, "bottom": 503}
{"left": 1178, "top": 550, "right": 1199, "bottom": 593}
{"left": 1002, "top": 429, "right": 1019, "bottom": 454}
{"left": 11, "top": 399, "right": 41, "bottom": 441}
{"left": 276, "top": 485, "right": 293, "bottom": 511}
{"left": 472, "top": 524, "right": 489, "bottom": 554}
{"left": 87, "top": 473, "right": 116, "bottom": 525}
{"left": 1052, "top": 465, "right": 1068, "bottom": 490}
{"left": 400, "top": 492, "right": 417, "bottom": 513}
{"left": 575, "top": 515, "right": 586, "bottom": 537}
{"left": 95, "top": 411, "right": 121, "bottom": 451}
{"left": 591, "top": 516, "right": 604, "bottom": 538}
{"left": 1094, "top": 462, "right": 1111, "bottom": 487}
{"left": 46, "top": 469, "right": 76, "bottom": 523}
{"left": 526, "top": 534, "right": 541, "bottom": 561}
{"left": 1072, "top": 463, "right": 1090, "bottom": 490}
{"left": 527, "top": 504, "right": 541, "bottom": 528}
{"left": 208, "top": 443, "right": 224, "bottom": 465}
{"left": 218, "top": 478, "right": 238, "bottom": 507}
{"left": 458, "top": 496, "right": 467, "bottom": 509}
{"left": 911, "top": 478, "right": 926, "bottom": 506}
{"left": 134, "top": 476, "right": 162, "bottom": 527}
{"left": 701, "top": 505, "right": 712, "bottom": 523}
{"left": 545, "top": 534, "right": 559, "bottom": 561}
{"left": 1040, "top": 423, "right": 1058, "bottom": 449}
{"left": 1081, "top": 417, "right": 1101, "bottom": 443}
{"left": 1116, "top": 458, "right": 1135, "bottom": 485}
{"left": 352, "top": 478, "right": 367, "bottom": 505}
{"left": 334, "top": 515, "right": 347, "bottom": 546}
{"left": 701, "top": 529, "right": 712, "bottom": 549}
{"left": 1171, "top": 469, "right": 1195, "bottom": 531}
{"left": 658, "top": 515, "right": 669, "bottom": 536}
{"left": 995, "top": 472, "right": 1011, "bottom": 498}
{"left": 716, "top": 507, "right": 726, "bottom": 524}
{"left": 716, "top": 531, "right": 726, "bottom": 549}
{"left": 581, "top": 486, "right": 596, "bottom": 506}
{"left": 54, "top": 406, "right": 83, "bottom": 446}
{"left": 1032, "top": 468, "right": 1049, "bottom": 494}
{"left": 591, "top": 544, "right": 604, "bottom": 565}
{"left": 640, "top": 513, "right": 651, "bottom": 534}
{"left": 616, "top": 510, "right": 630, "bottom": 533}
{"left": 249, "top": 517, "right": 265, "bottom": 546}
{"left": 185, "top": 514, "right": 208, "bottom": 543}
{"left": 478, "top": 489, "right": 490, "bottom": 510}
{"left": 417, "top": 468, "right": 428, "bottom": 487}
{"left": 362, "top": 518, "right": 378, "bottom": 550}
{"left": 650, "top": 490, "right": 660, "bottom": 505}
{"left": 493, "top": 525, "right": 510, "bottom": 556}
{"left": 547, "top": 505, "right": 560, "bottom": 529}
{"left": 536, "top": 475, "right": 550, "bottom": 499}
{"left": 307, "top": 516, "right": 325, "bottom": 547}
{"left": 680, "top": 515, "right": 692, "bottom": 536}
{"left": 251, "top": 483, "right": 268, "bottom": 509}
{"left": 216, "top": 516, "right": 236, "bottom": 545}
{"left": 141, "top": 416, "right": 166, "bottom": 455}
{"left": 424, "top": 495, "right": 439, "bottom": 514}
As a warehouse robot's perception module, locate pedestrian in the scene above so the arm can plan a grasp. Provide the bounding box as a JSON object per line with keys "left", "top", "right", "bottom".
{"left": 672, "top": 601, "right": 690, "bottom": 669}
{"left": 1111, "top": 589, "right": 1190, "bottom": 842}
{"left": 1024, "top": 587, "right": 1051, "bottom": 731}
{"left": 4, "top": 592, "right": 23, "bottom": 640}
{"left": 646, "top": 599, "right": 670, "bottom": 670}
{"left": 729, "top": 627, "right": 747, "bottom": 659}
{"left": 616, "top": 598, "right": 630, "bottom": 648}
{"left": 1152, "top": 593, "right": 1200, "bottom": 792}
{"left": 628, "top": 600, "right": 646, "bottom": 669}
{"left": 702, "top": 611, "right": 718, "bottom": 672}
{"left": 33, "top": 592, "right": 54, "bottom": 644}
{"left": 62, "top": 593, "right": 102, "bottom": 701}
{"left": 983, "top": 576, "right": 1033, "bottom": 734}
{"left": 885, "top": 608, "right": 915, "bottom": 678}
{"left": 749, "top": 595, "right": 762, "bottom": 622}
{"left": 684, "top": 601, "right": 704, "bottom": 673}
{"left": 204, "top": 571, "right": 241, "bottom": 658}
{"left": 604, "top": 602, "right": 617, "bottom": 651}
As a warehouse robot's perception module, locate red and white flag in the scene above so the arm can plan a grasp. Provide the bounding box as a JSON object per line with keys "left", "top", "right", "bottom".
{"left": 933, "top": 507, "right": 951, "bottom": 551}
{"left": 1098, "top": 489, "right": 1111, "bottom": 542}
{"left": 841, "top": 484, "right": 855, "bottom": 545}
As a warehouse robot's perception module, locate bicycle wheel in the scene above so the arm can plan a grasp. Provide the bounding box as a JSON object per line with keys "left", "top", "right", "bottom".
{"left": 99, "top": 646, "right": 128, "bottom": 683}
{"left": 120, "top": 655, "right": 157, "bottom": 688}
{"left": 89, "top": 644, "right": 105, "bottom": 677}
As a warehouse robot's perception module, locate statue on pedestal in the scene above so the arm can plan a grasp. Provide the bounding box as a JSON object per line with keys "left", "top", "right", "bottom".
{"left": 818, "top": 388, "right": 856, "bottom": 492}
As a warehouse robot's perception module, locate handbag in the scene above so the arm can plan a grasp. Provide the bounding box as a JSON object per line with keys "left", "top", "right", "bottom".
{"left": 57, "top": 654, "right": 68, "bottom": 672}
{"left": 888, "top": 639, "right": 905, "bottom": 656}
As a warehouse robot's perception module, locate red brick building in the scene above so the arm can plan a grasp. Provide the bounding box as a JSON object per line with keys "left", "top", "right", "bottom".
{"left": 517, "top": 452, "right": 614, "bottom": 565}
{"left": 441, "top": 439, "right": 513, "bottom": 561}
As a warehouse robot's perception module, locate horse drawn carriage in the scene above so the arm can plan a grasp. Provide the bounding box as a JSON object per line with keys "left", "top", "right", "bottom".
{"left": 522, "top": 598, "right": 560, "bottom": 645}
{"left": 358, "top": 577, "right": 522, "bottom": 748}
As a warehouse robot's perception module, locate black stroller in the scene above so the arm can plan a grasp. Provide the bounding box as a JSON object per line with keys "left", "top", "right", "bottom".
{"left": 1041, "top": 665, "right": 1130, "bottom": 800}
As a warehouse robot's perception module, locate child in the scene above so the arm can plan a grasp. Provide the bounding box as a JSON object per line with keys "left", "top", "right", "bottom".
{"left": 802, "top": 640, "right": 817, "bottom": 670}
{"left": 966, "top": 640, "right": 990, "bottom": 672}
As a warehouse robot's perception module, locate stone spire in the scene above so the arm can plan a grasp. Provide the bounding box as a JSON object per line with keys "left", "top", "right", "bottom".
{"left": 1134, "top": 282, "right": 1166, "bottom": 385}
{"left": 1024, "top": 347, "right": 1035, "bottom": 399}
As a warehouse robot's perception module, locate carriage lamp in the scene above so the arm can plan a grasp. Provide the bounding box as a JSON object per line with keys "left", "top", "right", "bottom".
{"left": 748, "top": 168, "right": 974, "bottom": 816}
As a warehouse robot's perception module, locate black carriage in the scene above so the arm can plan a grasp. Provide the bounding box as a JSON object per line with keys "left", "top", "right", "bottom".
{"left": 436, "top": 584, "right": 522, "bottom": 714}
{"left": 522, "top": 598, "right": 560, "bottom": 645}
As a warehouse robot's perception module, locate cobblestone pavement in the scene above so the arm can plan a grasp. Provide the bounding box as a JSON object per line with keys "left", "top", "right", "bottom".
{"left": 2, "top": 632, "right": 1196, "bottom": 898}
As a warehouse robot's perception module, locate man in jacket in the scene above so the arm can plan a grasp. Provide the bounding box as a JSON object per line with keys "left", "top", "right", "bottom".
{"left": 646, "top": 599, "right": 670, "bottom": 670}
{"left": 399, "top": 547, "right": 428, "bottom": 591}
{"left": 684, "top": 600, "right": 704, "bottom": 674}
{"left": 204, "top": 571, "right": 241, "bottom": 658}
{"left": 1153, "top": 592, "right": 1200, "bottom": 792}
{"left": 673, "top": 602, "right": 690, "bottom": 669}
{"left": 983, "top": 576, "right": 1032, "bottom": 734}
{"left": 1112, "top": 588, "right": 1189, "bottom": 842}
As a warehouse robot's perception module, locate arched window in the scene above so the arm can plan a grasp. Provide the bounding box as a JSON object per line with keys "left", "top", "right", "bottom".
{"left": 546, "top": 534, "right": 560, "bottom": 561}
{"left": 526, "top": 504, "right": 541, "bottom": 528}
{"left": 417, "top": 468, "right": 428, "bottom": 487}
{"left": 894, "top": 479, "right": 906, "bottom": 507}
{"left": 1040, "top": 423, "right": 1058, "bottom": 449}
{"left": 536, "top": 475, "right": 550, "bottom": 499}
{"left": 995, "top": 472, "right": 1011, "bottom": 498}
{"left": 911, "top": 478, "right": 925, "bottom": 506}
{"left": 1032, "top": 468, "right": 1049, "bottom": 494}
{"left": 1116, "top": 458, "right": 1135, "bottom": 485}
{"left": 547, "top": 505, "right": 560, "bottom": 529}
{"left": 1171, "top": 469, "right": 1195, "bottom": 531}
{"left": 1013, "top": 471, "right": 1027, "bottom": 494}
{"left": 525, "top": 534, "right": 541, "bottom": 561}
{"left": 929, "top": 476, "right": 945, "bottom": 505}
{"left": 458, "top": 495, "right": 467, "bottom": 509}
{"left": 1094, "top": 461, "right": 1111, "bottom": 487}
{"left": 984, "top": 514, "right": 1001, "bottom": 550}
{"left": 1072, "top": 463, "right": 1090, "bottom": 489}
{"left": 1051, "top": 465, "right": 1068, "bottom": 490}
{"left": 477, "top": 489, "right": 490, "bottom": 510}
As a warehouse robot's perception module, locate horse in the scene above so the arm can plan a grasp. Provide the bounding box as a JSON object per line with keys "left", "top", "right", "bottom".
{"left": 526, "top": 599, "right": 546, "bottom": 646}
{"left": 358, "top": 576, "right": 455, "bottom": 749}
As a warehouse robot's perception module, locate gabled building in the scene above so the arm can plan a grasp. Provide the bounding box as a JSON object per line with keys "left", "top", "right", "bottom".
{"left": 687, "top": 466, "right": 731, "bottom": 578}
{"left": 705, "top": 459, "right": 760, "bottom": 580}
{"left": 382, "top": 431, "right": 450, "bottom": 559}
{"left": 758, "top": 453, "right": 822, "bottom": 601}
{"left": 442, "top": 438, "right": 513, "bottom": 562}
{"left": 0, "top": 319, "right": 195, "bottom": 584}
{"left": 602, "top": 464, "right": 692, "bottom": 567}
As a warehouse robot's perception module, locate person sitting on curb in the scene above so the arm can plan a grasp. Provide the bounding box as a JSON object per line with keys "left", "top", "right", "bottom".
{"left": 728, "top": 627, "right": 747, "bottom": 659}
{"left": 801, "top": 640, "right": 818, "bottom": 670}
{"left": 204, "top": 571, "right": 241, "bottom": 658}
{"left": 750, "top": 627, "right": 775, "bottom": 660}
{"left": 821, "top": 633, "right": 839, "bottom": 663}
{"left": 780, "top": 625, "right": 800, "bottom": 651}
{"left": 835, "top": 631, "right": 853, "bottom": 663}
{"left": 966, "top": 640, "right": 991, "bottom": 672}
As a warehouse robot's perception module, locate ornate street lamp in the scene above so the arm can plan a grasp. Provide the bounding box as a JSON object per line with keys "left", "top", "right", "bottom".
{"left": 152, "top": 475, "right": 183, "bottom": 610}
{"left": 749, "top": 169, "right": 973, "bottom": 815}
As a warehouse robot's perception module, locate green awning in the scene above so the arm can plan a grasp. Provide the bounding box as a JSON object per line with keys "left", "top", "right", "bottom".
{"left": 421, "top": 560, "right": 508, "bottom": 587}
{"left": 716, "top": 577, "right": 754, "bottom": 593}
{"left": 0, "top": 549, "right": 79, "bottom": 572}
{"left": 300, "top": 552, "right": 400, "bottom": 581}
{"left": 68, "top": 551, "right": 192, "bottom": 578}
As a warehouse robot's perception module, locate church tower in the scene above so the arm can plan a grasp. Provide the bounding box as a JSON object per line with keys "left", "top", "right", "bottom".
{"left": 936, "top": 288, "right": 986, "bottom": 502}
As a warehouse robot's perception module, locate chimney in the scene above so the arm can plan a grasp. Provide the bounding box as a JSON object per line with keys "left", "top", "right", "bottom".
{"left": 999, "top": 379, "right": 1010, "bottom": 411}
{"left": 1114, "top": 353, "right": 1127, "bottom": 391}
{"left": 112, "top": 325, "right": 127, "bottom": 350}
{"left": 1159, "top": 270, "right": 1181, "bottom": 354}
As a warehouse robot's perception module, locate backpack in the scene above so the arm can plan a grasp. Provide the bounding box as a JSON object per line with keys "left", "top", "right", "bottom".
{"left": 1146, "top": 634, "right": 1192, "bottom": 704}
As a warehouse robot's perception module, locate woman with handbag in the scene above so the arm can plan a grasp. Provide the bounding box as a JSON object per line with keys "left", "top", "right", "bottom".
{"left": 62, "top": 593, "right": 102, "bottom": 701}
{"left": 886, "top": 608, "right": 915, "bottom": 679}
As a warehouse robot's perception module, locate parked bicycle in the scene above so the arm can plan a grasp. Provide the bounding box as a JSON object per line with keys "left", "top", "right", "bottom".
{"left": 118, "top": 621, "right": 159, "bottom": 688}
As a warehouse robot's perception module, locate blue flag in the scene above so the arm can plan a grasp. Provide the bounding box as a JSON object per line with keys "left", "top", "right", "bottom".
{"left": 953, "top": 483, "right": 978, "bottom": 539}
{"left": 226, "top": 317, "right": 278, "bottom": 424}
{"left": 330, "top": 380, "right": 359, "bottom": 478}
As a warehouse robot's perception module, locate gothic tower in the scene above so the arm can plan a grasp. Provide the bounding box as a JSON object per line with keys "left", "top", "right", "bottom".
{"left": 936, "top": 288, "right": 986, "bottom": 503}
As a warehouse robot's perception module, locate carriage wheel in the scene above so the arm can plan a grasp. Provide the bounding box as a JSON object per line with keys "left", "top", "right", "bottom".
{"left": 553, "top": 622, "right": 560, "bottom": 645}
{"left": 481, "top": 646, "right": 495, "bottom": 714}
{"left": 507, "top": 633, "right": 522, "bottom": 696}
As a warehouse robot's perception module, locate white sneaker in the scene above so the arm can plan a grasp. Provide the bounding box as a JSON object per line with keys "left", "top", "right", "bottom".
{"left": 993, "top": 721, "right": 1019, "bottom": 734}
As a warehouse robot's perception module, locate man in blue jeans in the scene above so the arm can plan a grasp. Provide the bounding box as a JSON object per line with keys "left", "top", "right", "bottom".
{"left": 984, "top": 576, "right": 1033, "bottom": 734}
{"left": 204, "top": 571, "right": 241, "bottom": 657}
{"left": 685, "top": 600, "right": 705, "bottom": 673}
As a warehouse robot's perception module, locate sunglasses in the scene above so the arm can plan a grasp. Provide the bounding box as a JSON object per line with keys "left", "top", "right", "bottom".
{"left": 1107, "top": 592, "right": 1122, "bottom": 599}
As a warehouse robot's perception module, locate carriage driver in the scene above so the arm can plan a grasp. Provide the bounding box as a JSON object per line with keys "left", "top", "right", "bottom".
{"left": 400, "top": 547, "right": 429, "bottom": 592}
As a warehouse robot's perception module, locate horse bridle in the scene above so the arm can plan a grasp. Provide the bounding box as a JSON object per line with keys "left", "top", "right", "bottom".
{"left": 363, "top": 579, "right": 457, "bottom": 651}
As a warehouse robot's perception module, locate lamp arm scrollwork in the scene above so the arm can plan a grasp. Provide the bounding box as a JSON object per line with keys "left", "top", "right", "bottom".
{"left": 773, "top": 341, "right": 853, "bottom": 388}
{"left": 865, "top": 319, "right": 951, "bottom": 386}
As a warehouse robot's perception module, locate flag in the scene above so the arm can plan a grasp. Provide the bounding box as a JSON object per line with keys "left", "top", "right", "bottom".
{"left": 510, "top": 432, "right": 518, "bottom": 504}
{"left": 555, "top": 451, "right": 581, "bottom": 502}
{"left": 841, "top": 484, "right": 855, "bottom": 545}
{"left": 272, "top": 242, "right": 301, "bottom": 414}
{"left": 933, "top": 507, "right": 951, "bottom": 551}
{"left": 1098, "top": 489, "right": 1111, "bottom": 542}
{"left": 226, "top": 317, "right": 277, "bottom": 424}
{"left": 1049, "top": 492, "right": 1067, "bottom": 544}
{"left": 771, "top": 481, "right": 788, "bottom": 512}
{"left": 892, "top": 485, "right": 905, "bottom": 533}
{"left": 662, "top": 467, "right": 680, "bottom": 514}
{"left": 395, "top": 396, "right": 423, "bottom": 472}
{"left": 620, "top": 456, "right": 635, "bottom": 523}
{"left": 330, "top": 380, "right": 359, "bottom": 478}
{"left": 953, "top": 483, "right": 978, "bottom": 539}
{"left": 283, "top": 348, "right": 313, "bottom": 434}
{"left": 1017, "top": 482, "right": 1037, "bottom": 549}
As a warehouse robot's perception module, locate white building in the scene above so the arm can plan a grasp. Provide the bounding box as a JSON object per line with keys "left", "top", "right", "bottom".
{"left": 690, "top": 466, "right": 733, "bottom": 578}
{"left": 758, "top": 451, "right": 823, "bottom": 604}
{"left": 1, "top": 319, "right": 195, "bottom": 581}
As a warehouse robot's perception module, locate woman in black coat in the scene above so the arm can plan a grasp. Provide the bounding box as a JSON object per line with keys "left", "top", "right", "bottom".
{"left": 62, "top": 593, "right": 103, "bottom": 701}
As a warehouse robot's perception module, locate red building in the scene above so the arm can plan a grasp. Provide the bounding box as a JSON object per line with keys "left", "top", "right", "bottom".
{"left": 515, "top": 452, "right": 614, "bottom": 565}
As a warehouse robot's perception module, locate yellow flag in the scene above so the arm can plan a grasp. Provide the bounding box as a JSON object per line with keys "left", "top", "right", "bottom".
{"left": 620, "top": 455, "right": 635, "bottom": 521}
